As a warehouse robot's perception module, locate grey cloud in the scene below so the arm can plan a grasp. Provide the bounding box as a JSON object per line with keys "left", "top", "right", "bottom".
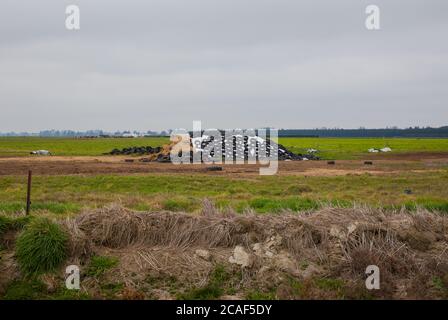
{"left": 0, "top": 0, "right": 447, "bottom": 131}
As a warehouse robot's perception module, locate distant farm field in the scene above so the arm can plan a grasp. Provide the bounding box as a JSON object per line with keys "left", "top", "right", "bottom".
{"left": 0, "top": 136, "right": 447, "bottom": 215}
{"left": 0, "top": 137, "right": 448, "bottom": 159}
{"left": 0, "top": 137, "right": 169, "bottom": 157}
{"left": 279, "top": 137, "right": 448, "bottom": 159}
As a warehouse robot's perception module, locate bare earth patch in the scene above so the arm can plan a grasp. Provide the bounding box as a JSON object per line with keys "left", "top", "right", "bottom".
{"left": 0, "top": 155, "right": 447, "bottom": 176}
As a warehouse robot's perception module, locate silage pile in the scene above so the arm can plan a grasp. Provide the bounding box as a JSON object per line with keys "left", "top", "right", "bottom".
{"left": 60, "top": 203, "right": 448, "bottom": 299}
{"left": 106, "top": 134, "right": 318, "bottom": 162}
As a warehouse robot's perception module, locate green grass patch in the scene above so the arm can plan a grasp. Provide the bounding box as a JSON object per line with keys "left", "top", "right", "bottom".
{"left": 1, "top": 137, "right": 447, "bottom": 159}
{"left": 247, "top": 197, "right": 319, "bottom": 213}
{"left": 15, "top": 218, "right": 68, "bottom": 275}
{"left": 403, "top": 199, "right": 448, "bottom": 213}
{"left": 1, "top": 171, "right": 447, "bottom": 214}
{"left": 177, "top": 265, "right": 232, "bottom": 300}
{"left": 178, "top": 283, "right": 224, "bottom": 300}
{"left": 0, "top": 202, "right": 81, "bottom": 215}
{"left": 315, "top": 278, "right": 345, "bottom": 298}
{"left": 245, "top": 290, "right": 277, "bottom": 300}
{"left": 100, "top": 282, "right": 125, "bottom": 299}
{"left": 162, "top": 197, "right": 200, "bottom": 212}
{"left": 3, "top": 279, "right": 47, "bottom": 300}
{"left": 145, "top": 274, "right": 180, "bottom": 296}
{"left": 3, "top": 278, "right": 92, "bottom": 300}
{"left": 48, "top": 288, "right": 92, "bottom": 300}
{"left": 432, "top": 277, "right": 446, "bottom": 291}
{"left": 0, "top": 137, "right": 169, "bottom": 157}
{"left": 0, "top": 215, "right": 32, "bottom": 237}
{"left": 315, "top": 278, "right": 345, "bottom": 291}
{"left": 85, "top": 255, "right": 119, "bottom": 277}
{"left": 280, "top": 137, "right": 448, "bottom": 160}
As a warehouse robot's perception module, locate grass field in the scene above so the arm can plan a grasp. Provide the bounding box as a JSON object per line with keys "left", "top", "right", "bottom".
{"left": 0, "top": 136, "right": 447, "bottom": 215}
{"left": 0, "top": 137, "right": 169, "bottom": 157}
{"left": 1, "top": 171, "right": 447, "bottom": 215}
{"left": 280, "top": 137, "right": 448, "bottom": 159}
{"left": 1, "top": 136, "right": 448, "bottom": 159}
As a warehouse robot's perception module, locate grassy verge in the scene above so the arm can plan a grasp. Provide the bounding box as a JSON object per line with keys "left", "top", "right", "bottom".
{"left": 1, "top": 171, "right": 448, "bottom": 215}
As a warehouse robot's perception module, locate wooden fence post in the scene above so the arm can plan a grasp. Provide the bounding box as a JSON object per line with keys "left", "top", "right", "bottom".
{"left": 26, "top": 170, "right": 32, "bottom": 215}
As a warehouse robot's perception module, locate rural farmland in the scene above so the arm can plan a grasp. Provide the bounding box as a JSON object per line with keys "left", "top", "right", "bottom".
{"left": 1, "top": 136, "right": 448, "bottom": 300}
{"left": 1, "top": 136, "right": 448, "bottom": 159}
{"left": 3, "top": 0, "right": 448, "bottom": 313}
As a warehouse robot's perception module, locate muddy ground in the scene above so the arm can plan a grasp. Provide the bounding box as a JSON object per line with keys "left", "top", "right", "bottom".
{"left": 0, "top": 155, "right": 448, "bottom": 176}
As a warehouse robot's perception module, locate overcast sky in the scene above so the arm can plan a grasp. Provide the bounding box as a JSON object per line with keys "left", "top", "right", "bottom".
{"left": 0, "top": 0, "right": 447, "bottom": 132}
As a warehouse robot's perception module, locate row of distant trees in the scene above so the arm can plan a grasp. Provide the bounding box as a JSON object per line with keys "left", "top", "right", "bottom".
{"left": 1, "top": 126, "right": 447, "bottom": 138}
{"left": 0, "top": 129, "right": 173, "bottom": 137}
{"left": 277, "top": 126, "right": 448, "bottom": 138}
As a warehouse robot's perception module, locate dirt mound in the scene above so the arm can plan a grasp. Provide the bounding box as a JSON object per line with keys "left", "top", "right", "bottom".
{"left": 50, "top": 204, "right": 448, "bottom": 299}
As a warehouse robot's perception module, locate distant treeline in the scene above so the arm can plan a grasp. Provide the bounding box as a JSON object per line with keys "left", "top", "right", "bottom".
{"left": 1, "top": 126, "right": 448, "bottom": 138}
{"left": 0, "top": 129, "right": 171, "bottom": 137}
{"left": 278, "top": 126, "right": 448, "bottom": 138}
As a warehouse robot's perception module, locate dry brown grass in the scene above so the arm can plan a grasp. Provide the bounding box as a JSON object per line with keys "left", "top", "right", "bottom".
{"left": 3, "top": 202, "right": 448, "bottom": 299}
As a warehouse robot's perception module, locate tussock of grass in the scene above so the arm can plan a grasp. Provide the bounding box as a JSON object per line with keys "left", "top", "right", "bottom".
{"left": 15, "top": 218, "right": 68, "bottom": 275}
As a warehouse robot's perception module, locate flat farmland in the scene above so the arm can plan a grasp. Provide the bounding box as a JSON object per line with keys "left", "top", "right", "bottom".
{"left": 1, "top": 137, "right": 448, "bottom": 159}
{"left": 0, "top": 135, "right": 447, "bottom": 215}
{"left": 0, "top": 137, "right": 170, "bottom": 157}
{"left": 279, "top": 137, "right": 448, "bottom": 160}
